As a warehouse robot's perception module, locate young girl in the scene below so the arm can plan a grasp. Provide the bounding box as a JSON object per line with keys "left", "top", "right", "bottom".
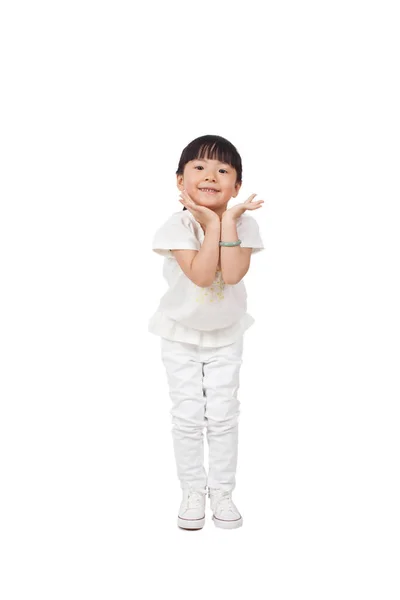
{"left": 149, "top": 135, "right": 264, "bottom": 530}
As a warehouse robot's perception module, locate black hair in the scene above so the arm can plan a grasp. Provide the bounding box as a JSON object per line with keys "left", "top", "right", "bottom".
{"left": 176, "top": 135, "right": 242, "bottom": 210}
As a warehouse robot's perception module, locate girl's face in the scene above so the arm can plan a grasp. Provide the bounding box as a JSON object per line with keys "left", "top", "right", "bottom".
{"left": 176, "top": 157, "right": 241, "bottom": 211}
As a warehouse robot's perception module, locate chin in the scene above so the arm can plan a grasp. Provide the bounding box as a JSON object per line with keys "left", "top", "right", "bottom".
{"left": 197, "top": 196, "right": 219, "bottom": 206}
{"left": 196, "top": 198, "right": 212, "bottom": 207}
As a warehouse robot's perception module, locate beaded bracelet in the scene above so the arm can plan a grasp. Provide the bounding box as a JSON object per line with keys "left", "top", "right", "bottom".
{"left": 219, "top": 239, "right": 242, "bottom": 247}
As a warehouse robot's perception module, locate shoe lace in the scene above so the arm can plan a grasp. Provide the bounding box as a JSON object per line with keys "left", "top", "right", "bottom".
{"left": 209, "top": 489, "right": 234, "bottom": 511}
{"left": 186, "top": 488, "right": 206, "bottom": 509}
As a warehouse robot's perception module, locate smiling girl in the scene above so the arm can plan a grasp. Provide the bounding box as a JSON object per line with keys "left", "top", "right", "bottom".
{"left": 149, "top": 135, "right": 265, "bottom": 530}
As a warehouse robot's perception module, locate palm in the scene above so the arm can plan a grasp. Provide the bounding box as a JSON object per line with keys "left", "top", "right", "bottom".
{"left": 223, "top": 194, "right": 264, "bottom": 219}
{"left": 179, "top": 190, "right": 220, "bottom": 226}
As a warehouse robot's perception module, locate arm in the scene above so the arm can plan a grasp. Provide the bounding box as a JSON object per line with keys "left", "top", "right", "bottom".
{"left": 220, "top": 216, "right": 252, "bottom": 285}
{"left": 171, "top": 221, "right": 221, "bottom": 288}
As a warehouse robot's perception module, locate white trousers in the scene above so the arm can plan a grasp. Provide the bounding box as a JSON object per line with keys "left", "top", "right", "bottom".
{"left": 160, "top": 336, "right": 244, "bottom": 492}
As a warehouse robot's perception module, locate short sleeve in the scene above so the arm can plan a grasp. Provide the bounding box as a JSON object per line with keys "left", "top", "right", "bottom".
{"left": 152, "top": 213, "right": 201, "bottom": 258}
{"left": 236, "top": 214, "right": 265, "bottom": 254}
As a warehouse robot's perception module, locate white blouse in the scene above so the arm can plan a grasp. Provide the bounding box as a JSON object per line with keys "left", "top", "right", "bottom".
{"left": 148, "top": 209, "right": 264, "bottom": 347}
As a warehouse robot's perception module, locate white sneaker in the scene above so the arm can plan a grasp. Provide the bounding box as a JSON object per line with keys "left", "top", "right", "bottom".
{"left": 208, "top": 488, "right": 243, "bottom": 529}
{"left": 177, "top": 487, "right": 207, "bottom": 530}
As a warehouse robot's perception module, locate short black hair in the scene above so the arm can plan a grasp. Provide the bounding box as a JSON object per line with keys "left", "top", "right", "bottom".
{"left": 176, "top": 135, "right": 242, "bottom": 210}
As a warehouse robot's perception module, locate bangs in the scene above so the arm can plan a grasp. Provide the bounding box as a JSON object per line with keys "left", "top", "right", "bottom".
{"left": 193, "top": 141, "right": 237, "bottom": 168}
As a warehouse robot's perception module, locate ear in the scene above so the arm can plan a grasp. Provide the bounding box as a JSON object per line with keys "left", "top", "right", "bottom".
{"left": 232, "top": 182, "right": 242, "bottom": 198}
{"left": 176, "top": 175, "right": 184, "bottom": 191}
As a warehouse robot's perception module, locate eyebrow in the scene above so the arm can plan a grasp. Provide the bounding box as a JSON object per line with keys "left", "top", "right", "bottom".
{"left": 194, "top": 159, "right": 230, "bottom": 166}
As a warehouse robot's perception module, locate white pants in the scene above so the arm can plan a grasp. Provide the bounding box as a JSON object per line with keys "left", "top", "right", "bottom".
{"left": 160, "top": 336, "right": 244, "bottom": 492}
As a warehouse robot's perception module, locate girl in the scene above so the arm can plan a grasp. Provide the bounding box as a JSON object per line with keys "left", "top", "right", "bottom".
{"left": 149, "top": 135, "right": 264, "bottom": 530}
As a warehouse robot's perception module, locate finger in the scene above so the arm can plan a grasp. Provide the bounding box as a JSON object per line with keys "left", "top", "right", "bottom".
{"left": 179, "top": 192, "right": 192, "bottom": 203}
{"left": 180, "top": 198, "right": 197, "bottom": 212}
{"left": 181, "top": 195, "right": 200, "bottom": 209}
{"left": 181, "top": 197, "right": 196, "bottom": 208}
{"left": 182, "top": 190, "right": 197, "bottom": 203}
{"left": 247, "top": 198, "right": 264, "bottom": 205}
{"left": 180, "top": 195, "right": 196, "bottom": 208}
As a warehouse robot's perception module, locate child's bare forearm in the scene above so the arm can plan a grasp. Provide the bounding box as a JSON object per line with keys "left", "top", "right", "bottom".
{"left": 220, "top": 216, "right": 248, "bottom": 284}
{"left": 190, "top": 222, "right": 221, "bottom": 287}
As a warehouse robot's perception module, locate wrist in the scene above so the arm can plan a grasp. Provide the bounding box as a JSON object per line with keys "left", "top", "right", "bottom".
{"left": 204, "top": 220, "right": 221, "bottom": 231}
{"left": 222, "top": 212, "right": 239, "bottom": 222}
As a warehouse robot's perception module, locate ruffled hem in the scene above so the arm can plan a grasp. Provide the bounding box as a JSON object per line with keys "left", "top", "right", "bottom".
{"left": 148, "top": 310, "right": 255, "bottom": 347}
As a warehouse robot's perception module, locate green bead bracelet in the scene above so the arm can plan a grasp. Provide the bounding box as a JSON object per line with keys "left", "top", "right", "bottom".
{"left": 219, "top": 239, "right": 242, "bottom": 247}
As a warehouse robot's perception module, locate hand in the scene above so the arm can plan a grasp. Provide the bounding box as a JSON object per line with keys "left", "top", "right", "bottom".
{"left": 179, "top": 190, "right": 221, "bottom": 229}
{"left": 222, "top": 193, "right": 264, "bottom": 221}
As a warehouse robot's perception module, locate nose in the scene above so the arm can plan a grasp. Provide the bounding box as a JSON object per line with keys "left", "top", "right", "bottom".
{"left": 204, "top": 171, "right": 217, "bottom": 182}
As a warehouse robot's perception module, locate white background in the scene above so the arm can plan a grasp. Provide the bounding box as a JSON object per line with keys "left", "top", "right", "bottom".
{"left": 1, "top": 0, "right": 399, "bottom": 598}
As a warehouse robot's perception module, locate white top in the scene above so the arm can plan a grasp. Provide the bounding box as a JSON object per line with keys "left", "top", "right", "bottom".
{"left": 148, "top": 209, "right": 264, "bottom": 347}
